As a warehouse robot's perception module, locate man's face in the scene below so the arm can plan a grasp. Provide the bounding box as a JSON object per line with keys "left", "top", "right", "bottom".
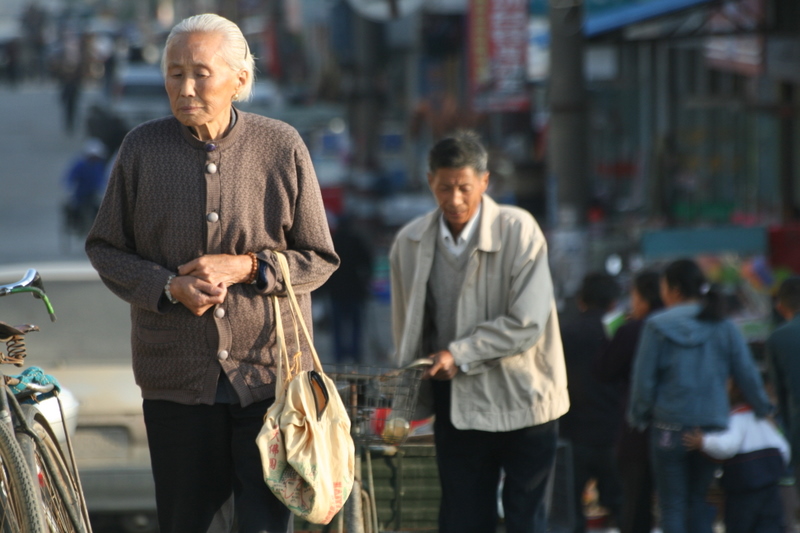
{"left": 428, "top": 166, "right": 489, "bottom": 238}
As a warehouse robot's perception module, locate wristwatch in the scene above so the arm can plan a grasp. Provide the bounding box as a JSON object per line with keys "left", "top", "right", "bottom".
{"left": 164, "top": 275, "right": 178, "bottom": 304}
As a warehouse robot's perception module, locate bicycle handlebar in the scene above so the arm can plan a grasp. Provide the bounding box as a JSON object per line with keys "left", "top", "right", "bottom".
{"left": 0, "top": 269, "right": 57, "bottom": 322}
{"left": 22, "top": 383, "right": 55, "bottom": 394}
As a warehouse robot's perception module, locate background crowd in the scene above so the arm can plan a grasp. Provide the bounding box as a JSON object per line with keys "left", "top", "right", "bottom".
{"left": 560, "top": 262, "right": 800, "bottom": 533}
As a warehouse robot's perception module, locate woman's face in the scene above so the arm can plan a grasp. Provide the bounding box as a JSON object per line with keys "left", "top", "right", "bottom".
{"left": 164, "top": 32, "right": 247, "bottom": 140}
{"left": 630, "top": 287, "right": 650, "bottom": 320}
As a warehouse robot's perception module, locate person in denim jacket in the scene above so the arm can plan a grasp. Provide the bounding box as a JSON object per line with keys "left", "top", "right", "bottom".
{"left": 628, "top": 259, "right": 772, "bottom": 533}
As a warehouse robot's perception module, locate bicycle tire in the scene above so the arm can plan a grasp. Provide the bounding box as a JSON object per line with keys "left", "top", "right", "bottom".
{"left": 16, "top": 405, "right": 89, "bottom": 533}
{"left": 0, "top": 414, "right": 45, "bottom": 532}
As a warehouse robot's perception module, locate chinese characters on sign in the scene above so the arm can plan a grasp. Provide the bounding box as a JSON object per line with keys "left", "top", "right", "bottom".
{"left": 469, "top": 0, "right": 530, "bottom": 112}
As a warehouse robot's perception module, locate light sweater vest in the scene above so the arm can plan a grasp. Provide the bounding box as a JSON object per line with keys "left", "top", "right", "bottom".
{"left": 424, "top": 225, "right": 479, "bottom": 354}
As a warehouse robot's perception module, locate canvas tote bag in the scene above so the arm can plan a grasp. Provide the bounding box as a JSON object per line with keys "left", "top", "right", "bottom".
{"left": 256, "top": 252, "right": 355, "bottom": 524}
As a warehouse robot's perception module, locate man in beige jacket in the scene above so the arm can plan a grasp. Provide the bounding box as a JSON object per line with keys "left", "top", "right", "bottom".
{"left": 390, "top": 131, "right": 569, "bottom": 533}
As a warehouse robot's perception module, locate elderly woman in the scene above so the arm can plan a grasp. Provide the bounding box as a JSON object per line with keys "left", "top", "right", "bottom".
{"left": 85, "top": 13, "right": 339, "bottom": 533}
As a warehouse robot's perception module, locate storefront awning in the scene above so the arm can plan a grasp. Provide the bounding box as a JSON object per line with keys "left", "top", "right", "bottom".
{"left": 584, "top": 0, "right": 711, "bottom": 37}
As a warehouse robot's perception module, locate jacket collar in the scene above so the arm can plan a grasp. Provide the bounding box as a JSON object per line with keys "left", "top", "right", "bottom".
{"left": 179, "top": 106, "right": 244, "bottom": 151}
{"left": 407, "top": 195, "right": 502, "bottom": 253}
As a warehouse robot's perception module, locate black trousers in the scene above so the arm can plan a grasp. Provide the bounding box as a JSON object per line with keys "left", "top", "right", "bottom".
{"left": 567, "top": 442, "right": 623, "bottom": 533}
{"left": 432, "top": 383, "right": 558, "bottom": 533}
{"left": 617, "top": 451, "right": 654, "bottom": 533}
{"left": 725, "top": 485, "right": 785, "bottom": 533}
{"left": 143, "top": 399, "right": 292, "bottom": 533}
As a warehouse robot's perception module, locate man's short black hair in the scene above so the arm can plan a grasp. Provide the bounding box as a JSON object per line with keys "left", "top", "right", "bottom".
{"left": 777, "top": 276, "right": 800, "bottom": 314}
{"left": 428, "top": 130, "right": 488, "bottom": 174}
{"left": 633, "top": 271, "right": 663, "bottom": 312}
{"left": 579, "top": 272, "right": 621, "bottom": 311}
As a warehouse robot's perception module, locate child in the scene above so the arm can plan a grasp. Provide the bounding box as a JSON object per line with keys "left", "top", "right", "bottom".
{"left": 683, "top": 381, "right": 790, "bottom": 533}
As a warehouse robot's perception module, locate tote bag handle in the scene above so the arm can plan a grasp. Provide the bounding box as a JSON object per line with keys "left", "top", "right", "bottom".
{"left": 271, "top": 252, "right": 325, "bottom": 399}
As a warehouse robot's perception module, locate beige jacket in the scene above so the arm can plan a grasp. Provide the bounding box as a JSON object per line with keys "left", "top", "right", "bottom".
{"left": 389, "top": 195, "right": 569, "bottom": 432}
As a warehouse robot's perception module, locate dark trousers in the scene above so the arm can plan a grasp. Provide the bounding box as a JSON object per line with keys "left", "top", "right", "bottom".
{"left": 330, "top": 298, "right": 364, "bottom": 364}
{"left": 617, "top": 449, "right": 654, "bottom": 533}
{"left": 432, "top": 395, "right": 558, "bottom": 533}
{"left": 60, "top": 81, "right": 79, "bottom": 134}
{"left": 725, "top": 485, "right": 785, "bottom": 533}
{"left": 143, "top": 399, "right": 292, "bottom": 533}
{"left": 568, "top": 442, "right": 622, "bottom": 533}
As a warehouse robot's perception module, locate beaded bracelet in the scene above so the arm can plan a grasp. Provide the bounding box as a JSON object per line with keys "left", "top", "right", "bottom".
{"left": 244, "top": 252, "right": 258, "bottom": 284}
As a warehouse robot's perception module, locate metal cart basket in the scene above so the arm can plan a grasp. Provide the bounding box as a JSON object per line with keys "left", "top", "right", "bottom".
{"left": 324, "top": 361, "right": 431, "bottom": 533}
{"left": 328, "top": 362, "right": 428, "bottom": 447}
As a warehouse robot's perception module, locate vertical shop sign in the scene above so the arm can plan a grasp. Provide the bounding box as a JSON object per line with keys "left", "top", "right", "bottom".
{"left": 469, "top": 0, "right": 530, "bottom": 112}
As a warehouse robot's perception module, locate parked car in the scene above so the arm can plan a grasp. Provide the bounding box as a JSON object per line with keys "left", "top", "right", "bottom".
{"left": 107, "top": 63, "right": 171, "bottom": 130}
{"left": 0, "top": 262, "right": 157, "bottom": 533}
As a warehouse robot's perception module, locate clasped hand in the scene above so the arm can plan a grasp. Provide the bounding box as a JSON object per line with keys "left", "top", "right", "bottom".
{"left": 167, "top": 254, "right": 253, "bottom": 316}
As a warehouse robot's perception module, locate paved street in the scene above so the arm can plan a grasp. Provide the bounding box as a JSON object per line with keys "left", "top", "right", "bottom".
{"left": 0, "top": 80, "right": 94, "bottom": 264}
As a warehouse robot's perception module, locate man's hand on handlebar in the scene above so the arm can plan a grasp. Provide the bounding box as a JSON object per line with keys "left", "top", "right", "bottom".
{"left": 422, "top": 350, "right": 458, "bottom": 381}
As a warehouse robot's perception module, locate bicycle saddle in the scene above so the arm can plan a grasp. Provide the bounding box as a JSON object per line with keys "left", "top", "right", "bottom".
{"left": 0, "top": 321, "right": 39, "bottom": 339}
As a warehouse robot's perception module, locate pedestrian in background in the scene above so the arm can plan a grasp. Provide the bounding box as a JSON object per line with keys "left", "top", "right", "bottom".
{"left": 325, "top": 213, "right": 373, "bottom": 364}
{"left": 766, "top": 277, "right": 800, "bottom": 496}
{"left": 86, "top": 13, "right": 338, "bottom": 533}
{"left": 683, "top": 380, "right": 790, "bottom": 533}
{"left": 595, "top": 271, "right": 663, "bottom": 533}
{"left": 560, "top": 272, "right": 623, "bottom": 533}
{"left": 390, "top": 130, "right": 569, "bottom": 533}
{"left": 62, "top": 137, "right": 108, "bottom": 235}
{"left": 52, "top": 30, "right": 86, "bottom": 135}
{"left": 629, "top": 258, "right": 772, "bottom": 533}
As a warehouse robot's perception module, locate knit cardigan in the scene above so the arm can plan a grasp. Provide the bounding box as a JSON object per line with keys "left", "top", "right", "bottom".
{"left": 85, "top": 110, "right": 339, "bottom": 406}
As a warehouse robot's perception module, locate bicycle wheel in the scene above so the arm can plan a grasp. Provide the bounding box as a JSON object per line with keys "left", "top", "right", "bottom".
{"left": 17, "top": 405, "right": 89, "bottom": 533}
{"left": 0, "top": 414, "right": 45, "bottom": 532}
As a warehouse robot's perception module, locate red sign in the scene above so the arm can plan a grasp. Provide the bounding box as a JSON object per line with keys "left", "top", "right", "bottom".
{"left": 469, "top": 0, "right": 530, "bottom": 112}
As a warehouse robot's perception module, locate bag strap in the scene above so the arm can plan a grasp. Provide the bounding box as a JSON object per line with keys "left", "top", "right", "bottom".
{"left": 272, "top": 294, "right": 291, "bottom": 401}
{"left": 273, "top": 252, "right": 324, "bottom": 374}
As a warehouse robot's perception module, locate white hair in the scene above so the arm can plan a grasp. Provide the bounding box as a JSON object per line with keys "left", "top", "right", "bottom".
{"left": 161, "top": 13, "right": 255, "bottom": 102}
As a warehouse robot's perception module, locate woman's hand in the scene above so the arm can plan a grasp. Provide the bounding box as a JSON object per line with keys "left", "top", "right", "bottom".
{"left": 178, "top": 254, "right": 253, "bottom": 287}
{"left": 169, "top": 275, "right": 227, "bottom": 316}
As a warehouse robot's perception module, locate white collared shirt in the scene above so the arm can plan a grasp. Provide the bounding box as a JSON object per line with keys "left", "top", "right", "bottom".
{"left": 439, "top": 203, "right": 482, "bottom": 257}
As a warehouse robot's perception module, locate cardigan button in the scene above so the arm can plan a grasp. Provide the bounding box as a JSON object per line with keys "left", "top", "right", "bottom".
{"left": 214, "top": 308, "right": 225, "bottom": 318}
{"left": 217, "top": 350, "right": 229, "bottom": 361}
{"left": 207, "top": 212, "right": 219, "bottom": 223}
{"left": 206, "top": 163, "right": 218, "bottom": 174}
{"left": 205, "top": 142, "right": 217, "bottom": 152}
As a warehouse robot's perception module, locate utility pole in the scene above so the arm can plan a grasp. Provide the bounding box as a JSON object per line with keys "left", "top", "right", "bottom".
{"left": 349, "top": 14, "right": 382, "bottom": 171}
{"left": 547, "top": 0, "right": 588, "bottom": 306}
{"left": 548, "top": 0, "right": 587, "bottom": 227}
